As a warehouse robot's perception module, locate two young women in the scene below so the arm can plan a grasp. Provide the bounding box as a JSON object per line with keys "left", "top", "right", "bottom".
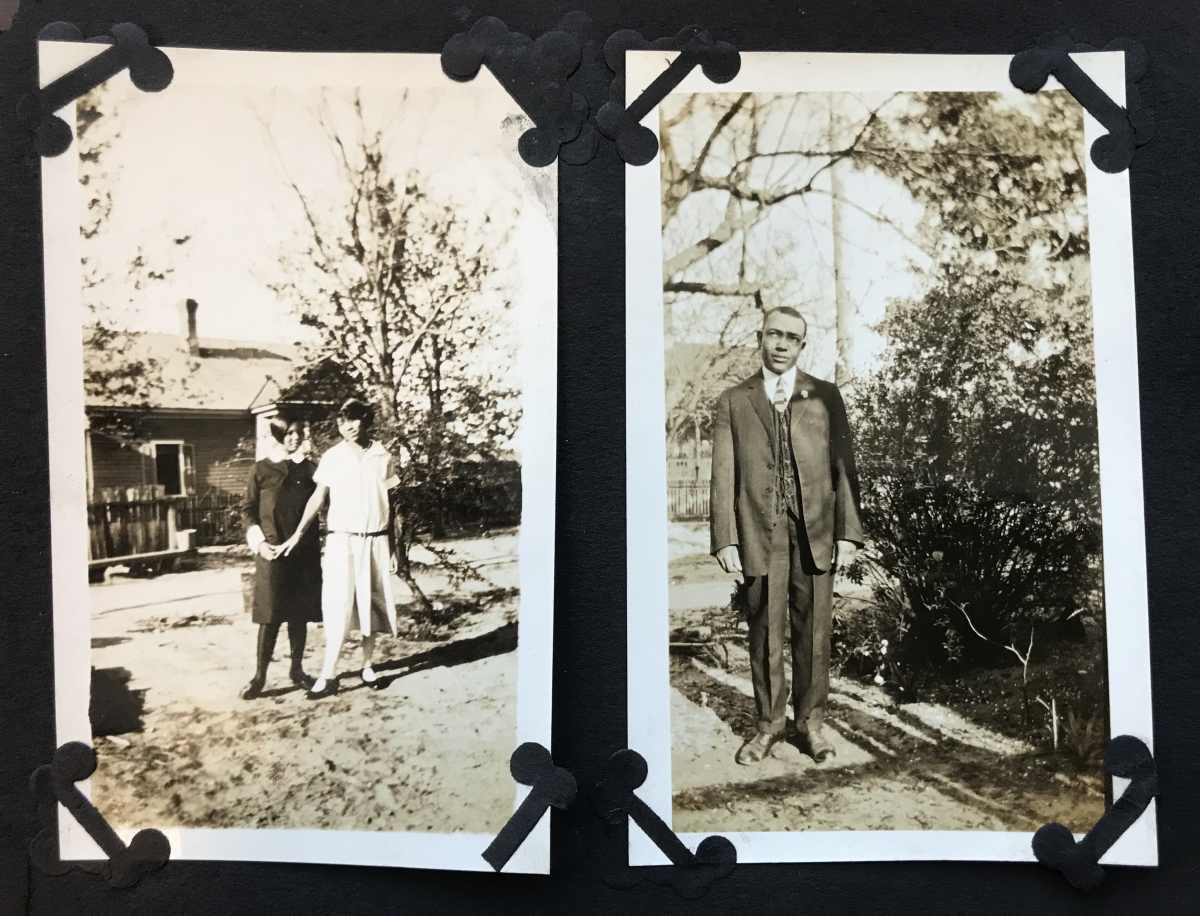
{"left": 239, "top": 399, "right": 400, "bottom": 700}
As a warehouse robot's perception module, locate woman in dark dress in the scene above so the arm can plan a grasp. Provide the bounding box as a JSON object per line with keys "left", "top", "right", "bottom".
{"left": 239, "top": 415, "right": 322, "bottom": 699}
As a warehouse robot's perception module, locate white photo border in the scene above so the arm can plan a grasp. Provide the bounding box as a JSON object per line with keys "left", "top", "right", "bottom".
{"left": 42, "top": 43, "right": 556, "bottom": 873}
{"left": 625, "top": 50, "right": 1156, "bottom": 867}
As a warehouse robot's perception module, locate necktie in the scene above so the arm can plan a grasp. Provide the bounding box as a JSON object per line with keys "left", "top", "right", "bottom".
{"left": 771, "top": 377, "right": 798, "bottom": 516}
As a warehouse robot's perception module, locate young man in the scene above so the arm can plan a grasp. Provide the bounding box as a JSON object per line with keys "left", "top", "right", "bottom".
{"left": 279, "top": 398, "right": 400, "bottom": 699}
{"left": 709, "top": 306, "right": 864, "bottom": 764}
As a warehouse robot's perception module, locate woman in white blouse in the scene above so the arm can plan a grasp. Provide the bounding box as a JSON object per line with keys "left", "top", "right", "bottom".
{"left": 279, "top": 399, "right": 399, "bottom": 699}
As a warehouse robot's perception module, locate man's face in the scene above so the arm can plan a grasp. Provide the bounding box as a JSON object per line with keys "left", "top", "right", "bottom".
{"left": 758, "top": 311, "right": 807, "bottom": 374}
{"left": 338, "top": 416, "right": 365, "bottom": 445}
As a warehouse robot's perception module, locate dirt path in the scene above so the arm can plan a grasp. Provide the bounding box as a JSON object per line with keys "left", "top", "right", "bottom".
{"left": 666, "top": 520, "right": 1105, "bottom": 836}
{"left": 88, "top": 534, "right": 520, "bottom": 834}
{"left": 670, "top": 657, "right": 1104, "bottom": 835}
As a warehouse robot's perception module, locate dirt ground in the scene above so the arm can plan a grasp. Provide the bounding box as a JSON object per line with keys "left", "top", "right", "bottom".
{"left": 87, "top": 533, "right": 520, "bottom": 834}
{"left": 666, "top": 521, "right": 1107, "bottom": 835}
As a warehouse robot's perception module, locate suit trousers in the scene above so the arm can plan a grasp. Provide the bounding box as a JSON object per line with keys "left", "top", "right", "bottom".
{"left": 744, "top": 513, "right": 833, "bottom": 736}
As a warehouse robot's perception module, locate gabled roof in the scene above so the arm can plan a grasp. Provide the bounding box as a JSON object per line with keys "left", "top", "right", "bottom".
{"left": 86, "top": 332, "right": 300, "bottom": 414}
{"left": 250, "top": 356, "right": 359, "bottom": 415}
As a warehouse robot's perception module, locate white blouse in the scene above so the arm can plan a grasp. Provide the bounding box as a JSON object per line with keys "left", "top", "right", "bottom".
{"left": 313, "top": 440, "right": 400, "bottom": 534}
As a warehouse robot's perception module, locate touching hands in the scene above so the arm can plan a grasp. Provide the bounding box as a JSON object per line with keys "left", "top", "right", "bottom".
{"left": 277, "top": 536, "right": 301, "bottom": 558}
{"left": 389, "top": 552, "right": 398, "bottom": 575}
{"left": 256, "top": 541, "right": 278, "bottom": 561}
{"left": 715, "top": 545, "right": 743, "bottom": 575}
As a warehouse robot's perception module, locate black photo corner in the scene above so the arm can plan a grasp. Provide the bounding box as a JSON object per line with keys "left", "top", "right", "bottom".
{"left": 1, "top": 1, "right": 1198, "bottom": 914}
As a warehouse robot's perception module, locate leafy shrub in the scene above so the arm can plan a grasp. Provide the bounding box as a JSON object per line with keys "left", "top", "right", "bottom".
{"left": 850, "top": 265, "right": 1104, "bottom": 678}
{"left": 855, "top": 477, "right": 1099, "bottom": 674}
{"left": 1060, "top": 704, "right": 1106, "bottom": 765}
{"left": 831, "top": 594, "right": 926, "bottom": 699}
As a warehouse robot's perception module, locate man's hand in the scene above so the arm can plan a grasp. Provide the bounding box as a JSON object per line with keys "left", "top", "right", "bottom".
{"left": 835, "top": 540, "right": 858, "bottom": 572}
{"left": 389, "top": 552, "right": 398, "bottom": 575}
{"left": 715, "top": 545, "right": 743, "bottom": 575}
{"left": 255, "top": 541, "right": 277, "bottom": 561}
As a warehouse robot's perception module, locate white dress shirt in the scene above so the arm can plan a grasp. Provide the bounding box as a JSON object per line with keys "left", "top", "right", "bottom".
{"left": 762, "top": 363, "right": 797, "bottom": 406}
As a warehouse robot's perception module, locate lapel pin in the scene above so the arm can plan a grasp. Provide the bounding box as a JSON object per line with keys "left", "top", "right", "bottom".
{"left": 800, "top": 390, "right": 809, "bottom": 398}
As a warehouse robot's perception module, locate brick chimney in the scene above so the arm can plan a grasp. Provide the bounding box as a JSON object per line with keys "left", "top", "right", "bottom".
{"left": 182, "top": 298, "right": 200, "bottom": 356}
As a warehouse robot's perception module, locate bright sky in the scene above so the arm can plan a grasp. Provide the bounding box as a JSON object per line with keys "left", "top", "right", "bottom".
{"left": 80, "top": 67, "right": 538, "bottom": 351}
{"left": 660, "top": 89, "right": 1085, "bottom": 385}
{"left": 661, "top": 92, "right": 935, "bottom": 381}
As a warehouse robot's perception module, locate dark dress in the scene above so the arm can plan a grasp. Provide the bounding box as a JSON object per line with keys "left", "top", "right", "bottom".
{"left": 242, "top": 458, "right": 322, "bottom": 625}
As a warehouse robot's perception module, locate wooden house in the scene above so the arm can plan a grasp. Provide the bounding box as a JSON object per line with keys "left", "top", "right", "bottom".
{"left": 85, "top": 300, "right": 299, "bottom": 567}
{"left": 664, "top": 342, "right": 758, "bottom": 520}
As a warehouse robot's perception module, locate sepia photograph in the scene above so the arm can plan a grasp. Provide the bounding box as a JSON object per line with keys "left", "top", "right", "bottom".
{"left": 42, "top": 44, "right": 555, "bottom": 871}
{"left": 626, "top": 52, "right": 1154, "bottom": 864}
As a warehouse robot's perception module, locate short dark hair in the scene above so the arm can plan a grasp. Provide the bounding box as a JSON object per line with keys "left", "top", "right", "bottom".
{"left": 761, "top": 306, "right": 808, "bottom": 337}
{"left": 267, "top": 412, "right": 303, "bottom": 444}
{"left": 337, "top": 398, "right": 375, "bottom": 430}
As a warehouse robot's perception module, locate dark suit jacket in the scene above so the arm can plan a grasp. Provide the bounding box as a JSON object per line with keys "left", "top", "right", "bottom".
{"left": 710, "top": 368, "right": 864, "bottom": 575}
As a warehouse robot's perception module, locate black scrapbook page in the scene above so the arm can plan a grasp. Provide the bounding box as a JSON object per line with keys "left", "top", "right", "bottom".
{"left": 0, "top": 1, "right": 1196, "bottom": 914}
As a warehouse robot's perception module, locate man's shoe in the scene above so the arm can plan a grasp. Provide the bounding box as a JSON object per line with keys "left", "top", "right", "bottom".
{"left": 290, "top": 667, "right": 315, "bottom": 691}
{"left": 240, "top": 677, "right": 265, "bottom": 701}
{"left": 804, "top": 727, "right": 836, "bottom": 763}
{"left": 735, "top": 732, "right": 782, "bottom": 765}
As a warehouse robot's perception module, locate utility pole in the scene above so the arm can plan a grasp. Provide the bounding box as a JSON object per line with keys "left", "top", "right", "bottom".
{"left": 829, "top": 95, "right": 855, "bottom": 391}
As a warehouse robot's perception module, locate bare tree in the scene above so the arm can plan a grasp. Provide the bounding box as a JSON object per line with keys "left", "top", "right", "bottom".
{"left": 658, "top": 90, "right": 1090, "bottom": 447}
{"left": 268, "top": 92, "right": 519, "bottom": 612}
{"left": 660, "top": 93, "right": 897, "bottom": 287}
{"left": 659, "top": 92, "right": 899, "bottom": 448}
{"left": 78, "top": 85, "right": 192, "bottom": 445}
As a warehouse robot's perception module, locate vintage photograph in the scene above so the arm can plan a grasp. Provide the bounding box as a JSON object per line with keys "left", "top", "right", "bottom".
{"left": 43, "top": 45, "right": 555, "bottom": 871}
{"left": 626, "top": 53, "right": 1154, "bottom": 864}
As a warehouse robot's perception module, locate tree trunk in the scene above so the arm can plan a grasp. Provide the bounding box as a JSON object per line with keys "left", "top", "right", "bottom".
{"left": 427, "top": 336, "right": 447, "bottom": 539}
{"left": 393, "top": 513, "right": 433, "bottom": 615}
{"left": 376, "top": 377, "right": 400, "bottom": 430}
{"left": 829, "top": 96, "right": 855, "bottom": 390}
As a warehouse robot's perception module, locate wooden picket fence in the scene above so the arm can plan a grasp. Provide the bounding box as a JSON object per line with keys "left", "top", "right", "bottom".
{"left": 88, "top": 490, "right": 244, "bottom": 563}
{"left": 88, "top": 498, "right": 175, "bottom": 562}
{"left": 667, "top": 485, "right": 709, "bottom": 521}
{"left": 666, "top": 456, "right": 710, "bottom": 521}
{"left": 177, "top": 491, "right": 244, "bottom": 547}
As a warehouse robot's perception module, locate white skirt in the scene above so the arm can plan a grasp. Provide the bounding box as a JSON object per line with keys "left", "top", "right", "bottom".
{"left": 321, "top": 532, "right": 397, "bottom": 639}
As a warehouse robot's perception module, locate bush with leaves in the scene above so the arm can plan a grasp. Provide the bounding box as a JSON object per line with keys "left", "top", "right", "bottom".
{"left": 830, "top": 594, "right": 920, "bottom": 697}
{"left": 851, "top": 480, "right": 1098, "bottom": 674}
{"left": 849, "top": 263, "right": 1103, "bottom": 678}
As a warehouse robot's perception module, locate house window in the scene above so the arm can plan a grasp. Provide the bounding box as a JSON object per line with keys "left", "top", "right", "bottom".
{"left": 151, "top": 441, "right": 196, "bottom": 496}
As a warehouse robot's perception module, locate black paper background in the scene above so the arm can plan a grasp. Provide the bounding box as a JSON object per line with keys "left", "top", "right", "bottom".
{"left": 1, "top": 1, "right": 1197, "bottom": 913}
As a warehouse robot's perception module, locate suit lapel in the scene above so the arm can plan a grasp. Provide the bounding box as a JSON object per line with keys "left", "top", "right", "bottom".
{"left": 744, "top": 372, "right": 776, "bottom": 449}
{"left": 789, "top": 370, "right": 815, "bottom": 444}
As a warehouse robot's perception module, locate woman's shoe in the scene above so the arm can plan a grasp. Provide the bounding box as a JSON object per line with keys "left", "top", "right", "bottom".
{"left": 290, "top": 667, "right": 315, "bottom": 691}
{"left": 361, "top": 666, "right": 385, "bottom": 690}
{"left": 306, "top": 677, "right": 338, "bottom": 700}
{"left": 240, "top": 677, "right": 265, "bottom": 701}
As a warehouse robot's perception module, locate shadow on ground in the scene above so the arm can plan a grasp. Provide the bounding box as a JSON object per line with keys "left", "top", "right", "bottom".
{"left": 89, "top": 666, "right": 146, "bottom": 736}
{"left": 374, "top": 621, "right": 518, "bottom": 688}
